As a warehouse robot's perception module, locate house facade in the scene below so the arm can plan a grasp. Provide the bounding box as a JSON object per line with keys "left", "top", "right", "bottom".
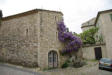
{"left": 81, "top": 9, "right": 112, "bottom": 60}
{"left": 95, "top": 9, "right": 112, "bottom": 59}
{"left": 0, "top": 9, "right": 66, "bottom": 69}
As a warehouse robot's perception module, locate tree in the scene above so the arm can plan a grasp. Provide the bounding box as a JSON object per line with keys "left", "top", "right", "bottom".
{"left": 78, "top": 27, "right": 98, "bottom": 45}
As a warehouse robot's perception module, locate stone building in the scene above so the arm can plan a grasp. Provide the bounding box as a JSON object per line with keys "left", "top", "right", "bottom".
{"left": 0, "top": 9, "right": 65, "bottom": 69}
{"left": 95, "top": 9, "right": 112, "bottom": 59}
{"left": 81, "top": 9, "right": 112, "bottom": 60}
{"left": 81, "top": 17, "right": 96, "bottom": 32}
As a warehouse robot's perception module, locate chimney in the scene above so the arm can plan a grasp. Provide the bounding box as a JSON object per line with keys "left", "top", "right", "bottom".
{"left": 0, "top": 10, "right": 3, "bottom": 19}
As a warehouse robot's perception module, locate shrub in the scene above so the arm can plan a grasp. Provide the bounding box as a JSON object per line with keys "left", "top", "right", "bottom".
{"left": 61, "top": 62, "right": 69, "bottom": 68}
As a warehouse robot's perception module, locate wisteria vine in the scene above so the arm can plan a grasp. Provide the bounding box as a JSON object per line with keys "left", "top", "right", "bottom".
{"left": 58, "top": 21, "right": 82, "bottom": 54}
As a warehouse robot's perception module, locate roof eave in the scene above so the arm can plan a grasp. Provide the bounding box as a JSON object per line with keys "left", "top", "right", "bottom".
{"left": 1, "top": 9, "right": 63, "bottom": 21}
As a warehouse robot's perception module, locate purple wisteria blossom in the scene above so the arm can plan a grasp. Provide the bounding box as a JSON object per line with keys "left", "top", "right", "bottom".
{"left": 58, "top": 21, "right": 82, "bottom": 54}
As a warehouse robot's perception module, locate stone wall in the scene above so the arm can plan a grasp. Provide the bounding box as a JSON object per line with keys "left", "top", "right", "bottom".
{"left": 37, "top": 11, "right": 64, "bottom": 69}
{"left": 96, "top": 12, "right": 112, "bottom": 59}
{"left": 59, "top": 48, "right": 83, "bottom": 67}
{"left": 0, "top": 13, "right": 39, "bottom": 67}
{"left": 82, "top": 44, "right": 107, "bottom": 60}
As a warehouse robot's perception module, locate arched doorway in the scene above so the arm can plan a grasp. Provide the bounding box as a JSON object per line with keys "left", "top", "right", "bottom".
{"left": 48, "top": 51, "right": 58, "bottom": 68}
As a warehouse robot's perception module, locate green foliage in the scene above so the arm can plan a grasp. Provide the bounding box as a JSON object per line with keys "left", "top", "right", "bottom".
{"left": 61, "top": 62, "right": 69, "bottom": 68}
{"left": 78, "top": 27, "right": 98, "bottom": 45}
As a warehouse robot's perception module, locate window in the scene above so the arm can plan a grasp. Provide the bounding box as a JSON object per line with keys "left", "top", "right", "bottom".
{"left": 55, "top": 16, "right": 56, "bottom": 21}
{"left": 26, "top": 29, "right": 28, "bottom": 36}
{"left": 56, "top": 32, "right": 58, "bottom": 40}
{"left": 26, "top": 29, "right": 28, "bottom": 33}
{"left": 110, "top": 14, "right": 112, "bottom": 21}
{"left": 48, "top": 51, "right": 58, "bottom": 68}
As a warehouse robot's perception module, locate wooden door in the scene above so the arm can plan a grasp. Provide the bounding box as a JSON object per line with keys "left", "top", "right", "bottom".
{"left": 94, "top": 47, "right": 102, "bottom": 60}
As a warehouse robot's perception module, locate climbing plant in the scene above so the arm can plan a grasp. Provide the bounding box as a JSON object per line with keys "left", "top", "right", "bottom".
{"left": 58, "top": 21, "right": 82, "bottom": 54}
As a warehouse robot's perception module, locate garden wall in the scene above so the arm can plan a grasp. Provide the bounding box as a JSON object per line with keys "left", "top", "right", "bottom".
{"left": 82, "top": 44, "right": 107, "bottom": 60}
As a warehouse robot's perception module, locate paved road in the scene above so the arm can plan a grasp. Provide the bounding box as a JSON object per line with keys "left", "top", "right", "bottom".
{"left": 81, "top": 65, "right": 112, "bottom": 75}
{"left": 0, "top": 62, "right": 112, "bottom": 75}
{"left": 92, "top": 69, "right": 112, "bottom": 75}
{"left": 0, "top": 63, "right": 43, "bottom": 75}
{"left": 42, "top": 62, "right": 112, "bottom": 75}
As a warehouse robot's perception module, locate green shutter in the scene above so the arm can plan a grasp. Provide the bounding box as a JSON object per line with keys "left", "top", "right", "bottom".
{"left": 110, "top": 14, "right": 112, "bottom": 21}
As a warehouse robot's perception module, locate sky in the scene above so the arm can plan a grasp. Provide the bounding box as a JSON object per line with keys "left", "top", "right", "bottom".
{"left": 0, "top": 0, "right": 112, "bottom": 33}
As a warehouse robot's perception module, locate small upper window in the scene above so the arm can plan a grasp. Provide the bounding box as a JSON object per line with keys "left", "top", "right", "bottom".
{"left": 55, "top": 16, "right": 56, "bottom": 21}
{"left": 110, "top": 14, "right": 112, "bottom": 21}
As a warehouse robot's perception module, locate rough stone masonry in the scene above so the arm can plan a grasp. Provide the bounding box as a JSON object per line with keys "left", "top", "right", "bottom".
{"left": 0, "top": 9, "right": 64, "bottom": 68}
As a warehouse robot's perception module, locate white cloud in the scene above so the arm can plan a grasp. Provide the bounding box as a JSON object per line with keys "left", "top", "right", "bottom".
{"left": 0, "top": 0, "right": 112, "bottom": 33}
